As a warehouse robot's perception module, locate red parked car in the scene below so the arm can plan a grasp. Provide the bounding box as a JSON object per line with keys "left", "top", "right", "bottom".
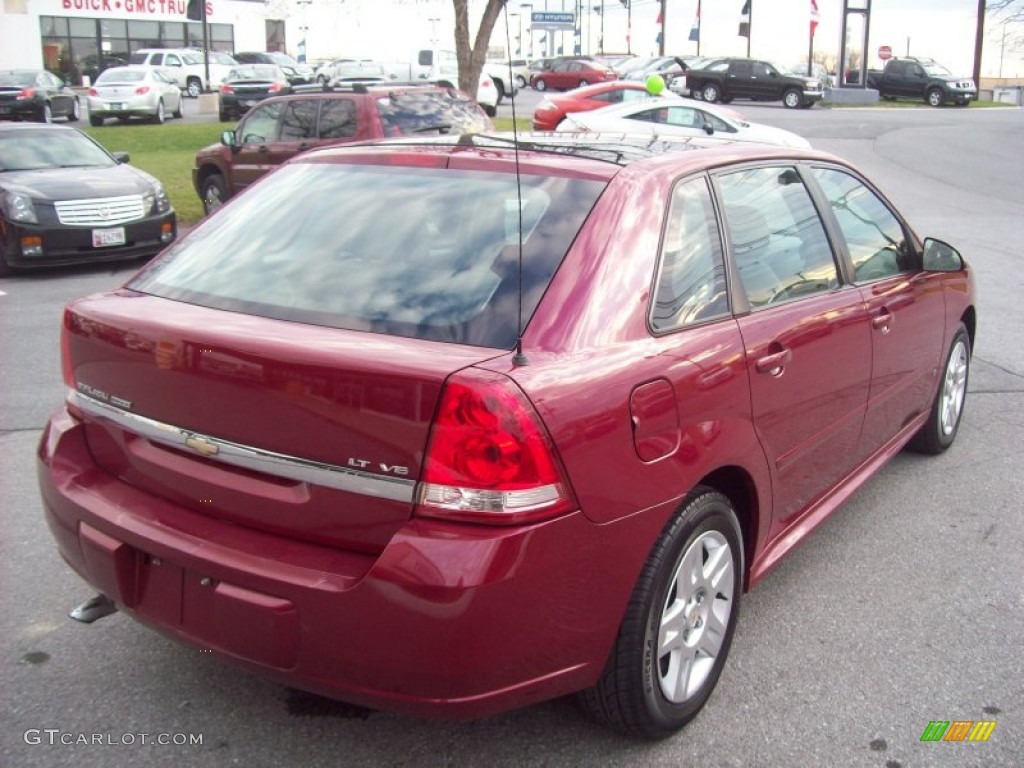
{"left": 38, "top": 133, "right": 975, "bottom": 738}
{"left": 530, "top": 57, "right": 616, "bottom": 91}
{"left": 533, "top": 80, "right": 669, "bottom": 131}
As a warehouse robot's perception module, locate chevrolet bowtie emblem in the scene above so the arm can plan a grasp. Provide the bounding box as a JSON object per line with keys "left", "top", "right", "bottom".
{"left": 184, "top": 435, "right": 219, "bottom": 457}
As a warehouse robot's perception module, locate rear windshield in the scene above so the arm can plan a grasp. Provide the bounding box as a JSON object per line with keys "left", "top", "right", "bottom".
{"left": 95, "top": 68, "right": 144, "bottom": 84}
{"left": 130, "top": 163, "right": 605, "bottom": 348}
{"left": 376, "top": 92, "right": 490, "bottom": 136}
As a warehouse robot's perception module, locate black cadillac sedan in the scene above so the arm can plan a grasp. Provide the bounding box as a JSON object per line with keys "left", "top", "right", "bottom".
{"left": 0, "top": 69, "right": 80, "bottom": 123}
{"left": 0, "top": 123, "right": 175, "bottom": 275}
{"left": 217, "top": 64, "right": 292, "bottom": 122}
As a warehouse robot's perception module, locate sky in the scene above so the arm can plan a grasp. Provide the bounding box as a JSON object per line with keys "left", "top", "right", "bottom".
{"left": 299, "top": 0, "right": 1023, "bottom": 80}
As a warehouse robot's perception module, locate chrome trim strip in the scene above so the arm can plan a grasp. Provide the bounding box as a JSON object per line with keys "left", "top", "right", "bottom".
{"left": 75, "top": 393, "right": 416, "bottom": 503}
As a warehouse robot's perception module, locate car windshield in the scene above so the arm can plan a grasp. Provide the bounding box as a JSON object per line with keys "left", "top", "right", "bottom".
{"left": 0, "top": 129, "right": 115, "bottom": 172}
{"left": 95, "top": 68, "right": 145, "bottom": 84}
{"left": 129, "top": 163, "right": 605, "bottom": 348}
{"left": 269, "top": 52, "right": 300, "bottom": 67}
{"left": 227, "top": 65, "right": 279, "bottom": 81}
{"left": 376, "top": 91, "right": 490, "bottom": 135}
{"left": 923, "top": 63, "right": 953, "bottom": 76}
{"left": 0, "top": 71, "right": 37, "bottom": 86}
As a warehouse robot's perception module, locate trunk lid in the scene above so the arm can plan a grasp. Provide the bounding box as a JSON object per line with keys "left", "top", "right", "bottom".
{"left": 65, "top": 291, "right": 500, "bottom": 554}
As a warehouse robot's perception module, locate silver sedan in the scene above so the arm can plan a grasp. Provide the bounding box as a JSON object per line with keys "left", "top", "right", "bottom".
{"left": 86, "top": 66, "right": 183, "bottom": 126}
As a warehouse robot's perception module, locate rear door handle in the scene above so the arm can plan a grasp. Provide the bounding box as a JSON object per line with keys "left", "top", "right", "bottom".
{"left": 871, "top": 310, "right": 893, "bottom": 333}
{"left": 755, "top": 348, "right": 792, "bottom": 375}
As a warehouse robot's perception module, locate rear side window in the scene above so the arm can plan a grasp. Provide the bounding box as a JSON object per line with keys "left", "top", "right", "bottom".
{"left": 651, "top": 177, "right": 729, "bottom": 331}
{"left": 319, "top": 99, "right": 357, "bottom": 139}
{"left": 130, "top": 164, "right": 606, "bottom": 349}
{"left": 376, "top": 92, "right": 489, "bottom": 136}
{"left": 718, "top": 167, "right": 837, "bottom": 309}
{"left": 279, "top": 100, "right": 318, "bottom": 140}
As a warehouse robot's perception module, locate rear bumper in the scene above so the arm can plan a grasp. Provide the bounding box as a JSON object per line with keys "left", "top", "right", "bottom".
{"left": 37, "top": 408, "right": 653, "bottom": 718}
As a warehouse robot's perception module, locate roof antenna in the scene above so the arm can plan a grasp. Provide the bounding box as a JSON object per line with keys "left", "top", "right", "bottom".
{"left": 502, "top": 1, "right": 529, "bottom": 367}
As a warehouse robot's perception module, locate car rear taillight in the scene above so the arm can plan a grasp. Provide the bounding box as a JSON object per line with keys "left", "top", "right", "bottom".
{"left": 220, "top": 84, "right": 234, "bottom": 94}
{"left": 135, "top": 86, "right": 150, "bottom": 95}
{"left": 268, "top": 83, "right": 283, "bottom": 92}
{"left": 17, "top": 88, "right": 37, "bottom": 100}
{"left": 60, "top": 312, "right": 83, "bottom": 420}
{"left": 416, "top": 369, "right": 575, "bottom": 525}
{"left": 87, "top": 88, "right": 98, "bottom": 96}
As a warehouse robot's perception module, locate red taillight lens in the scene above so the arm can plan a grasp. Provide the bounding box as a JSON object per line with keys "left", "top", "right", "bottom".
{"left": 87, "top": 88, "right": 98, "bottom": 96}
{"left": 60, "top": 311, "right": 83, "bottom": 420}
{"left": 417, "top": 369, "right": 574, "bottom": 525}
{"left": 268, "top": 83, "right": 283, "bottom": 92}
{"left": 135, "top": 85, "right": 150, "bottom": 95}
{"left": 220, "top": 84, "right": 233, "bottom": 94}
{"left": 17, "top": 88, "right": 37, "bottom": 100}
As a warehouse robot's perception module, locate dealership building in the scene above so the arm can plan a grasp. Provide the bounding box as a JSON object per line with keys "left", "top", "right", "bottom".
{"left": 0, "top": 0, "right": 288, "bottom": 85}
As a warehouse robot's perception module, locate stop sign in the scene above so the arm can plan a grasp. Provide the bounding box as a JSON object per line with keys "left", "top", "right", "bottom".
{"left": 878, "top": 45, "right": 893, "bottom": 61}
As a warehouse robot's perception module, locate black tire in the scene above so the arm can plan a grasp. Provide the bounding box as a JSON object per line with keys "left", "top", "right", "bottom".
{"left": 907, "top": 324, "right": 970, "bottom": 454}
{"left": 200, "top": 173, "right": 228, "bottom": 216}
{"left": 515, "top": 74, "right": 527, "bottom": 89}
{"left": 172, "top": 98, "right": 183, "bottom": 119}
{"left": 187, "top": 77, "right": 202, "bottom": 99}
{"left": 89, "top": 115, "right": 103, "bottom": 127}
{"left": 493, "top": 78, "right": 505, "bottom": 103}
{"left": 152, "top": 100, "right": 165, "bottom": 124}
{"left": 578, "top": 79, "right": 588, "bottom": 88}
{"left": 701, "top": 83, "right": 719, "bottom": 103}
{"left": 38, "top": 102, "right": 53, "bottom": 123}
{"left": 783, "top": 88, "right": 803, "bottom": 109}
{"left": 534, "top": 78, "right": 547, "bottom": 92}
{"left": 579, "top": 488, "right": 743, "bottom": 739}
{"left": 483, "top": 103, "right": 497, "bottom": 117}
{"left": 219, "top": 110, "right": 232, "bottom": 123}
{"left": 926, "top": 88, "right": 944, "bottom": 107}
{"left": 68, "top": 98, "right": 81, "bottom": 122}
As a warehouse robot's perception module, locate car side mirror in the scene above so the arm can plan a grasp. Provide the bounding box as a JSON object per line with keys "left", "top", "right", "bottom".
{"left": 220, "top": 130, "right": 237, "bottom": 147}
{"left": 922, "top": 237, "right": 963, "bottom": 272}
{"left": 703, "top": 122, "right": 714, "bottom": 135}
{"left": 112, "top": 151, "right": 130, "bottom": 164}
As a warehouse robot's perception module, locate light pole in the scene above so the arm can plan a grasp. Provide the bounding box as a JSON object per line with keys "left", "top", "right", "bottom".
{"left": 520, "top": 4, "right": 533, "bottom": 58}
{"left": 296, "top": 0, "right": 312, "bottom": 62}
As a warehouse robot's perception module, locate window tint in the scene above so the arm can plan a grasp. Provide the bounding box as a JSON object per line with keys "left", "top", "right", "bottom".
{"left": 319, "top": 99, "right": 357, "bottom": 139}
{"left": 652, "top": 177, "right": 729, "bottom": 331}
{"left": 130, "top": 165, "right": 606, "bottom": 349}
{"left": 699, "top": 110, "right": 734, "bottom": 133}
{"left": 626, "top": 108, "right": 663, "bottom": 124}
{"left": 664, "top": 107, "right": 703, "bottom": 128}
{"left": 279, "top": 100, "right": 318, "bottom": 141}
{"left": 239, "top": 102, "right": 282, "bottom": 144}
{"left": 811, "top": 167, "right": 910, "bottom": 282}
{"left": 719, "top": 167, "right": 837, "bottom": 309}
{"left": 730, "top": 61, "right": 752, "bottom": 77}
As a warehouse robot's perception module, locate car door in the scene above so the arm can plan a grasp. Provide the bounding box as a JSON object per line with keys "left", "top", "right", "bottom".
{"left": 808, "top": 166, "right": 947, "bottom": 458}
{"left": 726, "top": 60, "right": 754, "bottom": 99}
{"left": 718, "top": 165, "right": 872, "bottom": 528}
{"left": 551, "top": 60, "right": 574, "bottom": 89}
{"left": 231, "top": 101, "right": 285, "bottom": 192}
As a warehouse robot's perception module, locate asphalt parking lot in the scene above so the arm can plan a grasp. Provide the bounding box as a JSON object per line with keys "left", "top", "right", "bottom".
{"left": 2, "top": 98, "right": 1022, "bottom": 768}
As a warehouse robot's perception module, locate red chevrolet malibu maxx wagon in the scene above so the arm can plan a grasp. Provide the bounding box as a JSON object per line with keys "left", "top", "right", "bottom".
{"left": 38, "top": 134, "right": 975, "bottom": 738}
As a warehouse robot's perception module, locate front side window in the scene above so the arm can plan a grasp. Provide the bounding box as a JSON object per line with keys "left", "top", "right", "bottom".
{"left": 239, "top": 102, "right": 283, "bottom": 144}
{"left": 130, "top": 165, "right": 606, "bottom": 349}
{"left": 376, "top": 92, "right": 488, "bottom": 137}
{"left": 651, "top": 177, "right": 729, "bottom": 331}
{"left": 718, "top": 167, "right": 837, "bottom": 309}
{"left": 811, "top": 167, "right": 910, "bottom": 282}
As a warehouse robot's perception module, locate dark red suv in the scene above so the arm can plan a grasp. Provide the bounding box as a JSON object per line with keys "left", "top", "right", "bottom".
{"left": 41, "top": 134, "right": 975, "bottom": 738}
{"left": 192, "top": 83, "right": 492, "bottom": 214}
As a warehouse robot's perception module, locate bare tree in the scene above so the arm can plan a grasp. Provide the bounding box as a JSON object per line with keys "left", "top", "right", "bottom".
{"left": 453, "top": 0, "right": 506, "bottom": 98}
{"left": 976, "top": 0, "right": 1024, "bottom": 83}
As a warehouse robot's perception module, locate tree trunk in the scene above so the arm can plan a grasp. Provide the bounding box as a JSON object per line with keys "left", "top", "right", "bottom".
{"left": 453, "top": 0, "right": 506, "bottom": 99}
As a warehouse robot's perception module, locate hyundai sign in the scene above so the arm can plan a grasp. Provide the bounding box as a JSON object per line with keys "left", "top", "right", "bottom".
{"left": 531, "top": 11, "right": 575, "bottom": 30}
